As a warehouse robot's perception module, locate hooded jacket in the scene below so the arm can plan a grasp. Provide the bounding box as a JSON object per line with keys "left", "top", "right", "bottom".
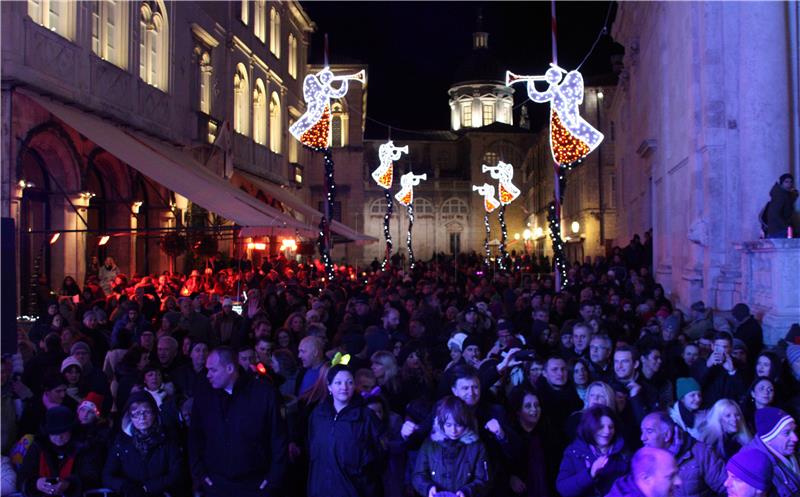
{"left": 556, "top": 436, "right": 630, "bottom": 497}
{"left": 766, "top": 183, "right": 798, "bottom": 235}
{"left": 307, "top": 396, "right": 385, "bottom": 497}
{"left": 669, "top": 430, "right": 726, "bottom": 497}
{"left": 412, "top": 418, "right": 490, "bottom": 497}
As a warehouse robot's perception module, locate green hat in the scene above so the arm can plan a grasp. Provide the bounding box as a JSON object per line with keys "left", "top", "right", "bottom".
{"left": 676, "top": 377, "right": 701, "bottom": 400}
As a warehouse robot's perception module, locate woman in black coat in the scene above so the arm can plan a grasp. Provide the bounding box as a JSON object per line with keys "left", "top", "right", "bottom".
{"left": 102, "top": 391, "right": 183, "bottom": 497}
{"left": 307, "top": 364, "right": 385, "bottom": 497}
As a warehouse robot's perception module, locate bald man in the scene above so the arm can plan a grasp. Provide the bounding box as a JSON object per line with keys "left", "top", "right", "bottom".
{"left": 606, "top": 447, "right": 681, "bottom": 497}
{"left": 295, "top": 336, "right": 325, "bottom": 396}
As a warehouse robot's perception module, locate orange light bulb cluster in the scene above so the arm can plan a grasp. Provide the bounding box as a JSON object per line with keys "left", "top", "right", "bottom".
{"left": 551, "top": 109, "right": 590, "bottom": 165}
{"left": 300, "top": 105, "right": 331, "bottom": 149}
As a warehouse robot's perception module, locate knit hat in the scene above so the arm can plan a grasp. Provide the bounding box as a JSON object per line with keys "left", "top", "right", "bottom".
{"left": 756, "top": 407, "right": 795, "bottom": 443}
{"left": 447, "top": 333, "right": 468, "bottom": 352}
{"left": 70, "top": 341, "right": 91, "bottom": 356}
{"left": 222, "top": 297, "right": 233, "bottom": 307}
{"left": 731, "top": 303, "right": 751, "bottom": 321}
{"left": 78, "top": 392, "right": 104, "bottom": 414}
{"left": 60, "top": 356, "right": 82, "bottom": 373}
{"left": 785, "top": 323, "right": 800, "bottom": 345}
{"left": 786, "top": 344, "right": 800, "bottom": 366}
{"left": 676, "top": 377, "right": 701, "bottom": 400}
{"left": 43, "top": 406, "right": 76, "bottom": 435}
{"left": 461, "top": 334, "right": 483, "bottom": 352}
{"left": 726, "top": 449, "right": 773, "bottom": 492}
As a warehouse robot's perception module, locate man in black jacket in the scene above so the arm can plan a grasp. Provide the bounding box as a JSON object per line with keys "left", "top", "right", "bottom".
{"left": 190, "top": 347, "right": 288, "bottom": 497}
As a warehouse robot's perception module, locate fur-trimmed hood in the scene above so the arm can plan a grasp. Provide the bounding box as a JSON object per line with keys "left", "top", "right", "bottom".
{"left": 430, "top": 416, "right": 479, "bottom": 444}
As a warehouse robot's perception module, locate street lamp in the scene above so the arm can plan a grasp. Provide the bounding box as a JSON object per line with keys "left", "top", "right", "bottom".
{"left": 571, "top": 221, "right": 580, "bottom": 234}
{"left": 597, "top": 91, "right": 604, "bottom": 99}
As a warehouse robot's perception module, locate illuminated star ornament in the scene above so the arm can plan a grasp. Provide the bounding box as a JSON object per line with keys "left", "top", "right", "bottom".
{"left": 473, "top": 183, "right": 499, "bottom": 266}
{"left": 395, "top": 172, "right": 427, "bottom": 269}
{"left": 372, "top": 141, "right": 409, "bottom": 270}
{"left": 482, "top": 161, "right": 519, "bottom": 270}
{"left": 289, "top": 67, "right": 365, "bottom": 281}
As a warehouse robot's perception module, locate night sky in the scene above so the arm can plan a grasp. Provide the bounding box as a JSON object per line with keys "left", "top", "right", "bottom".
{"left": 302, "top": 1, "right": 621, "bottom": 138}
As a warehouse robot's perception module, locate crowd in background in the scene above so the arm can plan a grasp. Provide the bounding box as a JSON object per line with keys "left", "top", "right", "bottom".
{"left": 2, "top": 235, "right": 799, "bottom": 497}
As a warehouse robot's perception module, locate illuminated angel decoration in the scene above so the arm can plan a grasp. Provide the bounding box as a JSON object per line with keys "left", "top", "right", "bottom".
{"left": 472, "top": 184, "right": 500, "bottom": 213}
{"left": 508, "top": 64, "right": 603, "bottom": 165}
{"left": 395, "top": 172, "right": 427, "bottom": 206}
{"left": 481, "top": 161, "right": 520, "bottom": 205}
{"left": 289, "top": 67, "right": 365, "bottom": 149}
{"left": 372, "top": 141, "right": 409, "bottom": 189}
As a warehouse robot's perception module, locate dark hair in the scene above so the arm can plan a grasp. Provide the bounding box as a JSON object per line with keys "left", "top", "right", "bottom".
{"left": 272, "top": 349, "right": 297, "bottom": 374}
{"left": 120, "top": 345, "right": 149, "bottom": 370}
{"left": 637, "top": 339, "right": 661, "bottom": 359}
{"left": 44, "top": 332, "right": 62, "bottom": 353}
{"left": 580, "top": 300, "right": 596, "bottom": 310}
{"left": 614, "top": 344, "right": 640, "bottom": 362}
{"left": 212, "top": 346, "right": 238, "bottom": 367}
{"left": 749, "top": 375, "right": 775, "bottom": 394}
{"left": 779, "top": 173, "right": 794, "bottom": 183}
{"left": 449, "top": 364, "right": 479, "bottom": 389}
{"left": 326, "top": 364, "right": 354, "bottom": 384}
{"left": 755, "top": 351, "right": 780, "bottom": 381}
{"left": 713, "top": 332, "right": 733, "bottom": 344}
{"left": 507, "top": 385, "right": 539, "bottom": 415}
{"left": 435, "top": 395, "right": 476, "bottom": 432}
{"left": 544, "top": 355, "right": 567, "bottom": 369}
{"left": 577, "top": 405, "right": 618, "bottom": 445}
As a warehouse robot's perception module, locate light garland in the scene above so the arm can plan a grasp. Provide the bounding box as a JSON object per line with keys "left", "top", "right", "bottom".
{"left": 498, "top": 205, "right": 508, "bottom": 271}
{"left": 507, "top": 64, "right": 603, "bottom": 288}
{"left": 372, "top": 141, "right": 408, "bottom": 271}
{"left": 395, "top": 172, "right": 427, "bottom": 269}
{"left": 473, "top": 183, "right": 499, "bottom": 267}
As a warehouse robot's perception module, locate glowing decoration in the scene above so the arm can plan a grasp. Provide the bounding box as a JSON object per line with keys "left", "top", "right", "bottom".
{"left": 98, "top": 235, "right": 110, "bottom": 246}
{"left": 473, "top": 183, "right": 499, "bottom": 266}
{"left": 372, "top": 141, "right": 409, "bottom": 271}
{"left": 507, "top": 64, "right": 603, "bottom": 165}
{"left": 49, "top": 232, "right": 60, "bottom": 245}
{"left": 482, "top": 161, "right": 520, "bottom": 205}
{"left": 395, "top": 172, "right": 427, "bottom": 269}
{"left": 281, "top": 238, "right": 297, "bottom": 251}
{"left": 571, "top": 221, "right": 580, "bottom": 234}
{"left": 371, "top": 141, "right": 408, "bottom": 189}
{"left": 331, "top": 351, "right": 351, "bottom": 366}
{"left": 289, "top": 67, "right": 365, "bottom": 150}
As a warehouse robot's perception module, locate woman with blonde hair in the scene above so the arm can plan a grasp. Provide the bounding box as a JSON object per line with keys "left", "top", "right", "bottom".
{"left": 370, "top": 350, "right": 402, "bottom": 413}
{"left": 565, "top": 382, "right": 617, "bottom": 443}
{"left": 698, "top": 398, "right": 752, "bottom": 461}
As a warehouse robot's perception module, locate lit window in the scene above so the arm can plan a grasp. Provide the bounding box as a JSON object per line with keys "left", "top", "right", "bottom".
{"left": 240, "top": 0, "right": 248, "bottom": 24}
{"left": 269, "top": 7, "right": 280, "bottom": 57}
{"left": 233, "top": 63, "right": 249, "bottom": 135}
{"left": 139, "top": 2, "right": 168, "bottom": 90}
{"left": 254, "top": 0, "right": 266, "bottom": 43}
{"left": 196, "top": 49, "right": 212, "bottom": 114}
{"left": 330, "top": 103, "right": 348, "bottom": 148}
{"left": 288, "top": 33, "right": 298, "bottom": 78}
{"left": 28, "top": 0, "right": 74, "bottom": 40}
{"left": 293, "top": 164, "right": 303, "bottom": 184}
{"left": 91, "top": 1, "right": 125, "bottom": 67}
{"left": 461, "top": 102, "right": 472, "bottom": 128}
{"left": 288, "top": 118, "right": 298, "bottom": 162}
{"left": 482, "top": 152, "right": 498, "bottom": 167}
{"left": 482, "top": 103, "right": 495, "bottom": 126}
{"left": 269, "top": 92, "right": 281, "bottom": 154}
{"left": 253, "top": 79, "right": 267, "bottom": 145}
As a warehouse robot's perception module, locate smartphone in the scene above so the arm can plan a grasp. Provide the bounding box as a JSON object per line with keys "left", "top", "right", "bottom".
{"left": 232, "top": 304, "right": 243, "bottom": 316}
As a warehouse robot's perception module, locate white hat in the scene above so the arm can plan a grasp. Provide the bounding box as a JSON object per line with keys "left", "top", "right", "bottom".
{"left": 447, "top": 333, "right": 468, "bottom": 352}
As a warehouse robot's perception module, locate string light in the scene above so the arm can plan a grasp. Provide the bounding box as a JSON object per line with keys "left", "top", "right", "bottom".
{"left": 498, "top": 205, "right": 509, "bottom": 271}
{"left": 381, "top": 191, "right": 393, "bottom": 271}
{"left": 395, "top": 172, "right": 427, "bottom": 269}
{"left": 473, "top": 183, "right": 499, "bottom": 267}
{"left": 481, "top": 161, "right": 518, "bottom": 271}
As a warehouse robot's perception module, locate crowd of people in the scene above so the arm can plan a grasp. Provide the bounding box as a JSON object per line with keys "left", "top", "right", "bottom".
{"left": 2, "top": 238, "right": 800, "bottom": 497}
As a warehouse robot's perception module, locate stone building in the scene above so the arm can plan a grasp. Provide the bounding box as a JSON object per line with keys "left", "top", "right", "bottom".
{"left": 358, "top": 21, "right": 537, "bottom": 263}
{"left": 0, "top": 0, "right": 372, "bottom": 314}
{"left": 609, "top": 1, "right": 800, "bottom": 342}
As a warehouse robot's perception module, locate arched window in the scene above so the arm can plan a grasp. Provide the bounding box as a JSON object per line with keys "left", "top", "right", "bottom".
{"left": 288, "top": 33, "right": 298, "bottom": 78}
{"left": 28, "top": 0, "right": 75, "bottom": 40}
{"left": 253, "top": 79, "right": 266, "bottom": 145}
{"left": 269, "top": 92, "right": 281, "bottom": 154}
{"left": 91, "top": 1, "right": 126, "bottom": 67}
{"left": 369, "top": 198, "right": 385, "bottom": 216}
{"left": 330, "top": 102, "right": 348, "bottom": 148}
{"left": 482, "top": 152, "right": 498, "bottom": 167}
{"left": 440, "top": 198, "right": 468, "bottom": 216}
{"left": 269, "top": 7, "right": 280, "bottom": 57}
{"left": 195, "top": 48, "right": 212, "bottom": 114}
{"left": 254, "top": 0, "right": 266, "bottom": 43}
{"left": 233, "top": 63, "right": 249, "bottom": 135}
{"left": 139, "top": 1, "right": 168, "bottom": 90}
{"left": 460, "top": 101, "right": 473, "bottom": 128}
{"left": 415, "top": 198, "right": 434, "bottom": 217}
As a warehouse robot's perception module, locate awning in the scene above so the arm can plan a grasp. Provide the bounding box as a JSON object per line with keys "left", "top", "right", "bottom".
{"left": 232, "top": 171, "right": 377, "bottom": 245}
{"left": 21, "top": 90, "right": 317, "bottom": 237}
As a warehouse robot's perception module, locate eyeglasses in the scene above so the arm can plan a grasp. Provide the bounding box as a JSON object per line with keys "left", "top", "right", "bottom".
{"left": 130, "top": 410, "right": 155, "bottom": 419}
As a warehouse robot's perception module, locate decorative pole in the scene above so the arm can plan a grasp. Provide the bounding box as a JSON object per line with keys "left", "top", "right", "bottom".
{"left": 394, "top": 171, "right": 427, "bottom": 270}
{"left": 482, "top": 161, "right": 520, "bottom": 271}
{"left": 472, "top": 183, "right": 500, "bottom": 267}
{"left": 370, "top": 140, "right": 408, "bottom": 270}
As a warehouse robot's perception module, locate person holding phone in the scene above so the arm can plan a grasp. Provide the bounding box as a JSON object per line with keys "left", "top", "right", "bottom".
{"left": 18, "top": 406, "right": 98, "bottom": 497}
{"left": 690, "top": 332, "right": 748, "bottom": 408}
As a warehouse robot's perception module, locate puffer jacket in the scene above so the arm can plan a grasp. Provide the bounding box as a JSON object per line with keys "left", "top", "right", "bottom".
{"left": 556, "top": 436, "right": 630, "bottom": 497}
{"left": 307, "top": 396, "right": 385, "bottom": 497}
{"left": 412, "top": 418, "right": 491, "bottom": 497}
{"left": 605, "top": 475, "right": 646, "bottom": 497}
{"left": 743, "top": 436, "right": 800, "bottom": 497}
{"left": 670, "top": 431, "right": 726, "bottom": 497}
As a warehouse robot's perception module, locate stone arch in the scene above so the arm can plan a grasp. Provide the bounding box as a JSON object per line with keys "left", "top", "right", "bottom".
{"left": 16, "top": 121, "right": 82, "bottom": 192}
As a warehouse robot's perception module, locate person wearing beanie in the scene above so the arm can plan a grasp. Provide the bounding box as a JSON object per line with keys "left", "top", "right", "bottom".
{"left": 461, "top": 334, "right": 483, "bottom": 368}
{"left": 731, "top": 303, "right": 764, "bottom": 358}
{"left": 19, "top": 371, "right": 77, "bottom": 438}
{"left": 18, "top": 405, "right": 98, "bottom": 497}
{"left": 741, "top": 407, "right": 800, "bottom": 497}
{"left": 69, "top": 341, "right": 113, "bottom": 416}
{"left": 725, "top": 449, "right": 773, "bottom": 497}
{"left": 670, "top": 377, "right": 705, "bottom": 440}
{"left": 103, "top": 390, "right": 183, "bottom": 497}
{"left": 60, "top": 357, "right": 84, "bottom": 405}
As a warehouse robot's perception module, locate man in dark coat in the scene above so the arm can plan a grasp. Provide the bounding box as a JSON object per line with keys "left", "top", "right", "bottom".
{"left": 731, "top": 303, "right": 764, "bottom": 358}
{"left": 766, "top": 174, "right": 797, "bottom": 238}
{"left": 691, "top": 333, "right": 748, "bottom": 408}
{"left": 190, "top": 347, "right": 288, "bottom": 497}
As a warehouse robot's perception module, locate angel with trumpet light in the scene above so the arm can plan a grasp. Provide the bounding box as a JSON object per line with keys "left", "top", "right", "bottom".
{"left": 473, "top": 183, "right": 499, "bottom": 265}
{"left": 395, "top": 172, "right": 426, "bottom": 269}
{"left": 372, "top": 141, "right": 409, "bottom": 269}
